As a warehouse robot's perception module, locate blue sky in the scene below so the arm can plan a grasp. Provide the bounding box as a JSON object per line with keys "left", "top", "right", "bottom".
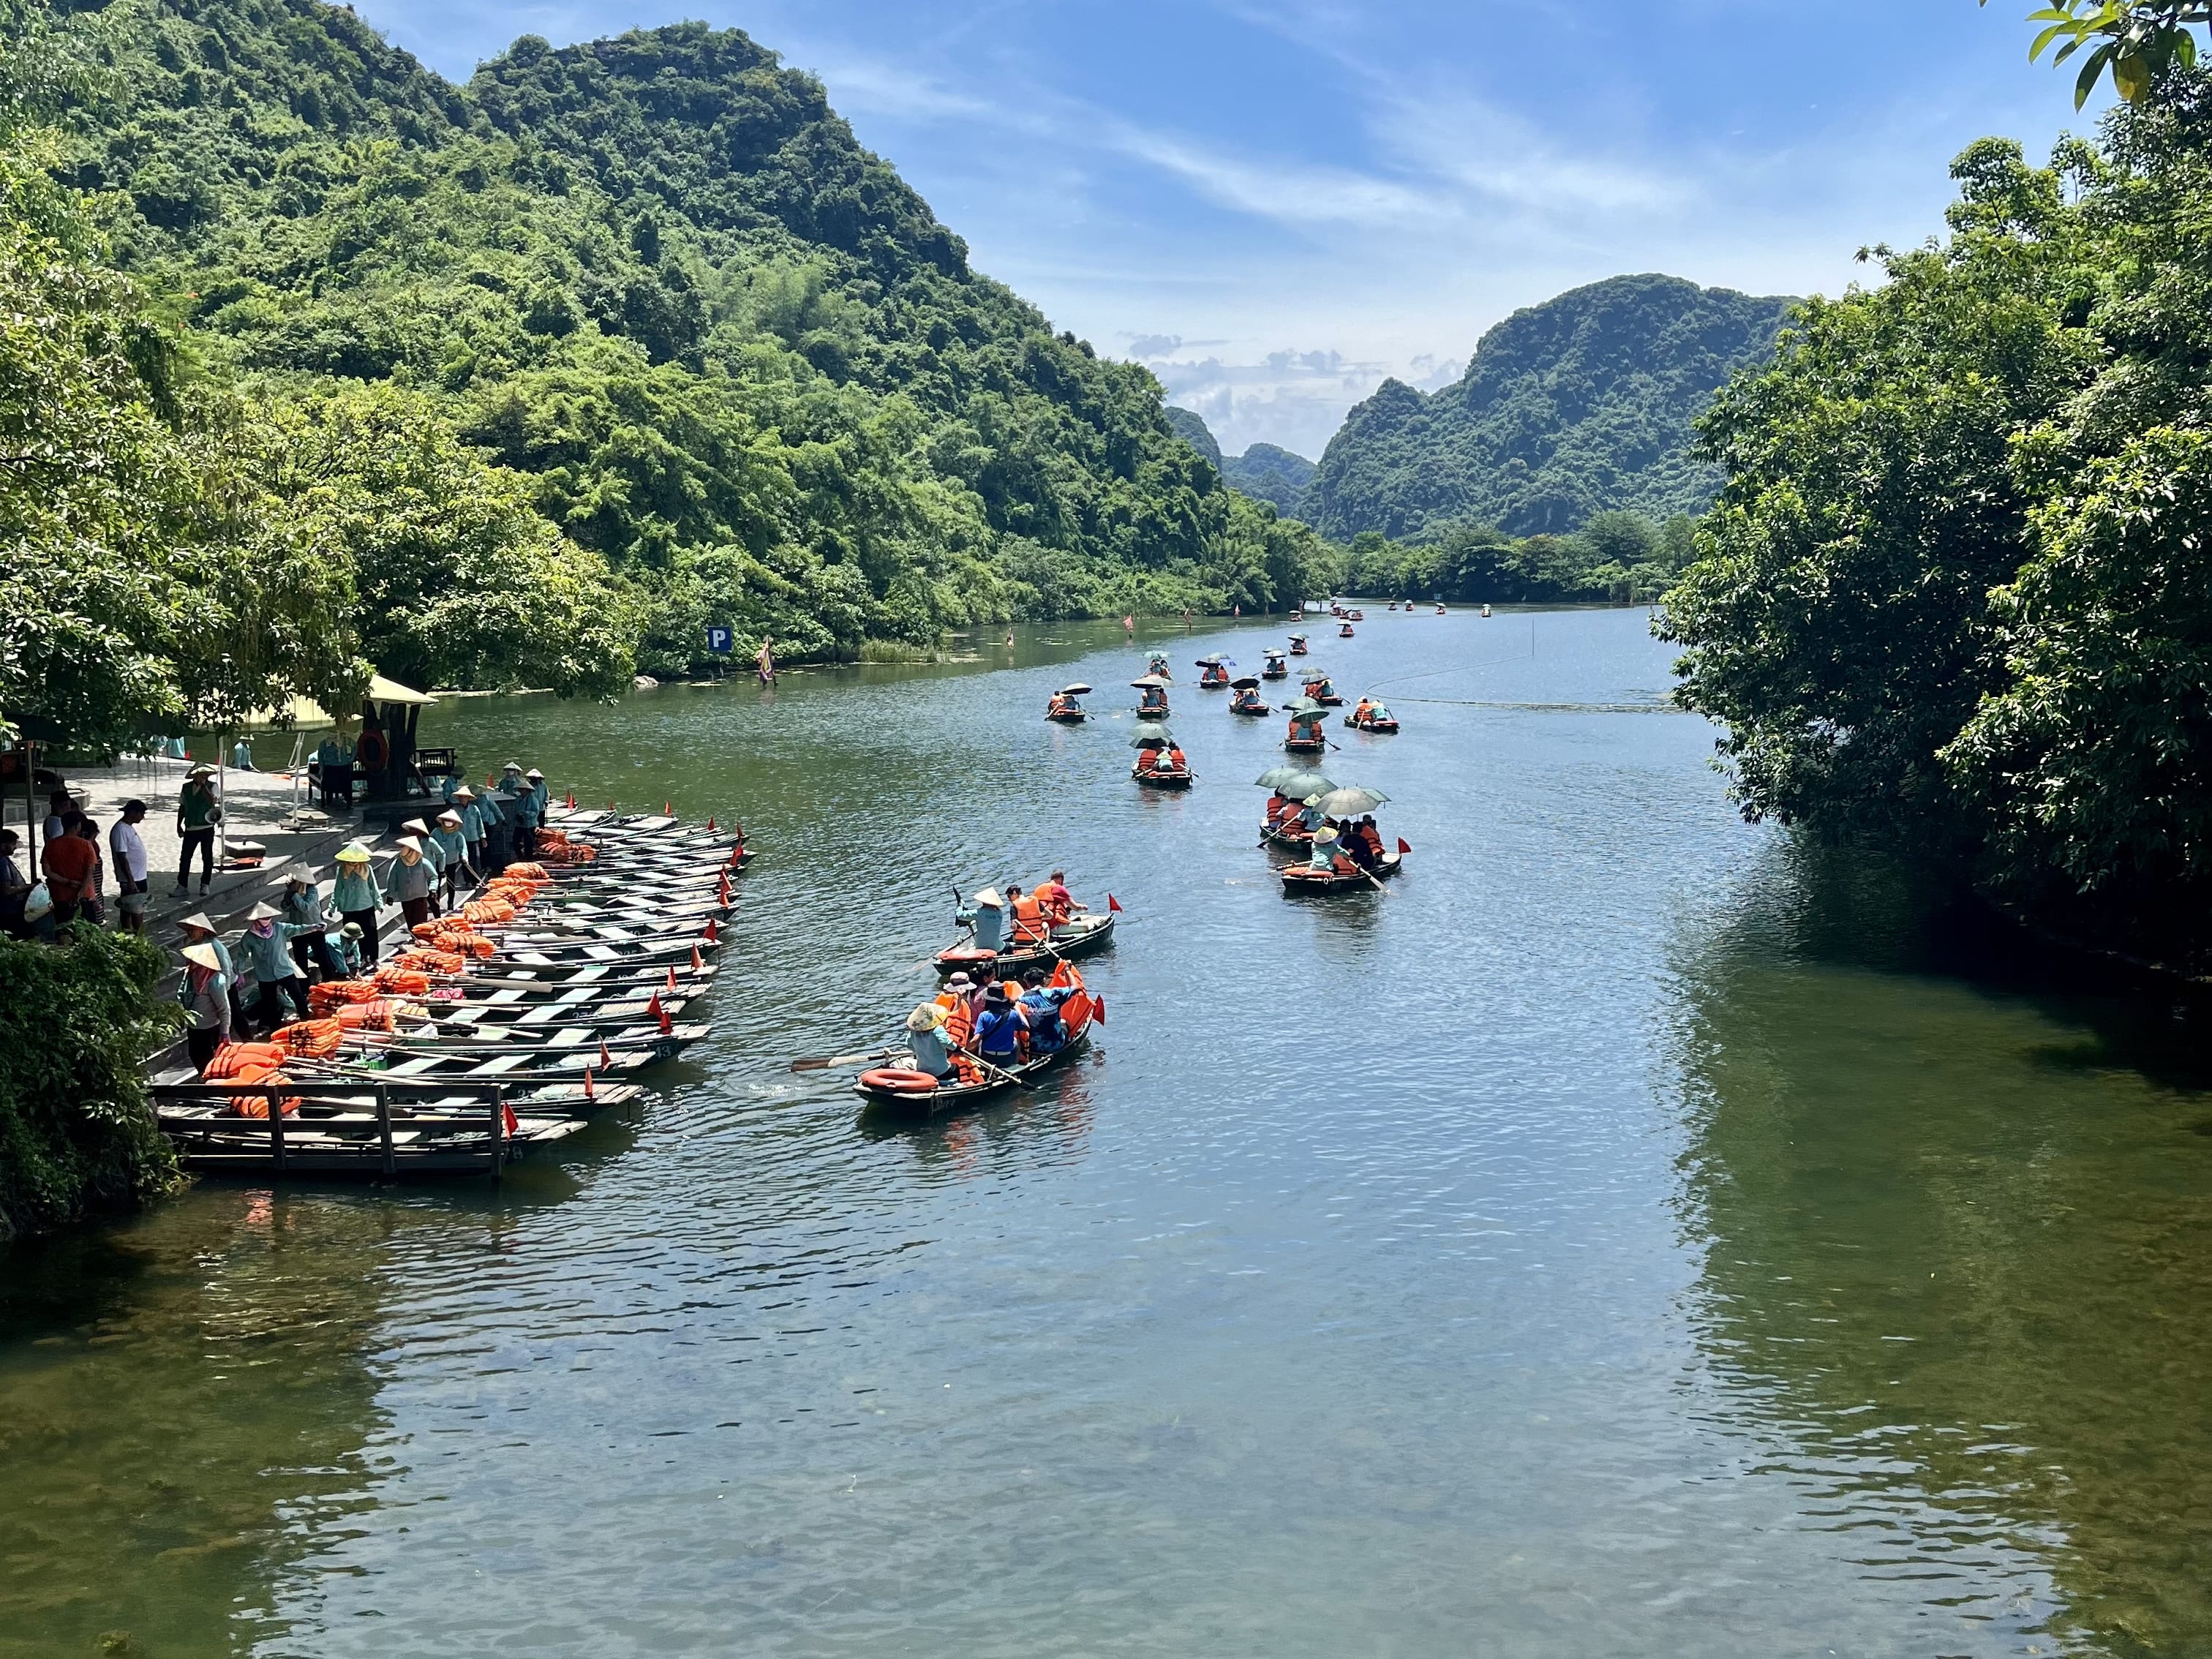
{"left": 364, "top": 0, "right": 2094, "bottom": 459}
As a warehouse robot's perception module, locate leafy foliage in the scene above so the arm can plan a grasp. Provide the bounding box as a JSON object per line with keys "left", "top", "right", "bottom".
{"left": 1986, "top": 0, "right": 2210, "bottom": 104}
{"left": 1306, "top": 275, "right": 1796, "bottom": 543}
{"left": 21, "top": 0, "right": 1287, "bottom": 679}
{"left": 1666, "top": 85, "right": 2212, "bottom": 963}
{"left": 1342, "top": 511, "right": 1695, "bottom": 605}
{"left": 0, "top": 926, "right": 180, "bottom": 1243}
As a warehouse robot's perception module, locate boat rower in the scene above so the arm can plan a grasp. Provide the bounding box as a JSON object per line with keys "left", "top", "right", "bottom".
{"left": 964, "top": 887, "right": 1007, "bottom": 956}
{"left": 906, "top": 1001, "right": 959, "bottom": 1080}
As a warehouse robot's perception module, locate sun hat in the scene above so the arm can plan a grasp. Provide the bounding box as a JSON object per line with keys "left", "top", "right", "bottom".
{"left": 402, "top": 819, "right": 431, "bottom": 835}
{"left": 972, "top": 887, "right": 1004, "bottom": 908}
{"left": 524, "top": 768, "right": 544, "bottom": 780}
{"left": 503, "top": 759, "right": 523, "bottom": 771}
{"left": 983, "top": 982, "right": 1011, "bottom": 1005}
{"left": 245, "top": 900, "right": 282, "bottom": 921}
{"left": 946, "top": 971, "right": 974, "bottom": 991}
{"left": 1304, "top": 794, "right": 1323, "bottom": 806}
{"left": 187, "top": 763, "right": 217, "bottom": 777}
{"left": 907, "top": 1002, "right": 950, "bottom": 1033}
{"left": 176, "top": 911, "right": 217, "bottom": 934}
{"left": 182, "top": 942, "right": 222, "bottom": 971}
{"left": 335, "top": 841, "right": 372, "bottom": 862}
{"left": 394, "top": 836, "right": 422, "bottom": 854}
{"left": 342, "top": 921, "right": 365, "bottom": 938}
{"left": 452, "top": 785, "right": 475, "bottom": 801}
{"left": 437, "top": 809, "right": 462, "bottom": 826}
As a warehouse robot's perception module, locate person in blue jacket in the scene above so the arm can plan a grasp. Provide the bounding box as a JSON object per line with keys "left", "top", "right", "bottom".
{"left": 972, "top": 982, "right": 1028, "bottom": 1066}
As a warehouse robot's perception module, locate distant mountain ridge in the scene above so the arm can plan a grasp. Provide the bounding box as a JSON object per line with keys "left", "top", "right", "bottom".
{"left": 1306, "top": 274, "right": 1797, "bottom": 541}
{"left": 1165, "top": 408, "right": 1317, "bottom": 520}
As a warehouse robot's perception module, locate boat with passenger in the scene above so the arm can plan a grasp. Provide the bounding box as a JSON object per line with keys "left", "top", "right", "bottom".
{"left": 1261, "top": 649, "right": 1290, "bottom": 680}
{"left": 1046, "top": 683, "right": 1091, "bottom": 723}
{"left": 1228, "top": 677, "right": 1270, "bottom": 717}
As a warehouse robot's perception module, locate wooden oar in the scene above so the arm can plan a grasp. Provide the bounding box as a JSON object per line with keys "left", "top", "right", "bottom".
{"left": 790, "top": 1045, "right": 900, "bottom": 1074}
{"left": 956, "top": 1045, "right": 1031, "bottom": 1089}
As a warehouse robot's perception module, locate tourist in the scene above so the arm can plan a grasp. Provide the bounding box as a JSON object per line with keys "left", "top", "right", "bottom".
{"left": 331, "top": 842, "right": 385, "bottom": 964}
{"left": 388, "top": 837, "right": 435, "bottom": 929}
{"left": 177, "top": 941, "right": 231, "bottom": 1073}
{"left": 973, "top": 981, "right": 1027, "bottom": 1065}
{"left": 1007, "top": 884, "right": 1049, "bottom": 946}
{"left": 109, "top": 800, "right": 150, "bottom": 935}
{"left": 1018, "top": 970, "right": 1072, "bottom": 1056}
{"left": 238, "top": 901, "right": 312, "bottom": 1031}
{"left": 41, "top": 788, "right": 74, "bottom": 843}
{"left": 0, "top": 828, "right": 29, "bottom": 938}
{"left": 1035, "top": 870, "right": 1077, "bottom": 925}
{"left": 39, "top": 812, "right": 99, "bottom": 928}
{"left": 72, "top": 819, "right": 107, "bottom": 925}
{"left": 230, "top": 736, "right": 256, "bottom": 771}
{"left": 173, "top": 764, "right": 219, "bottom": 896}
{"left": 943, "top": 970, "right": 985, "bottom": 1022}
{"left": 430, "top": 810, "right": 473, "bottom": 907}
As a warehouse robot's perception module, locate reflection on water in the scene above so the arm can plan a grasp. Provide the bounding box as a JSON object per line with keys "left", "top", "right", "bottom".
{"left": 1671, "top": 839, "right": 2212, "bottom": 1656}
{"left": 4, "top": 610, "right": 2208, "bottom": 1656}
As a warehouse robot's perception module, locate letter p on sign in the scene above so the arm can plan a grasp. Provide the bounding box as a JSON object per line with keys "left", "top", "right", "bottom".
{"left": 706, "top": 626, "right": 734, "bottom": 654}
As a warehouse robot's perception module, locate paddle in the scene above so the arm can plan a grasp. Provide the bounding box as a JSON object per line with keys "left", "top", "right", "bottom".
{"left": 789, "top": 1045, "right": 900, "bottom": 1074}
{"left": 954, "top": 1045, "right": 1031, "bottom": 1090}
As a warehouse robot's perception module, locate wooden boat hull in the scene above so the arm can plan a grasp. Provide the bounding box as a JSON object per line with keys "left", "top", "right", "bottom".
{"left": 1343, "top": 717, "right": 1400, "bottom": 733}
{"left": 855, "top": 1028, "right": 1091, "bottom": 1113}
{"left": 1047, "top": 710, "right": 1087, "bottom": 723}
{"left": 934, "top": 914, "right": 1116, "bottom": 978}
{"left": 1281, "top": 852, "right": 1404, "bottom": 895}
{"left": 1133, "top": 767, "right": 1192, "bottom": 789}
{"left": 1284, "top": 737, "right": 1326, "bottom": 754}
{"left": 1260, "top": 666, "right": 1288, "bottom": 680}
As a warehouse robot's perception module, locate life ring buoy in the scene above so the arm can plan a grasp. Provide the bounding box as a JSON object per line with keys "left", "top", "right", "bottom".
{"left": 859, "top": 1067, "right": 939, "bottom": 1094}
{"left": 938, "top": 947, "right": 996, "bottom": 965}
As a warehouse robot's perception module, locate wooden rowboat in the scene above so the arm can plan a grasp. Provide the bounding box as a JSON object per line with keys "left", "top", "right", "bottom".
{"left": 854, "top": 1027, "right": 1091, "bottom": 1114}
{"left": 1280, "top": 852, "right": 1404, "bottom": 895}
{"left": 933, "top": 912, "right": 1116, "bottom": 978}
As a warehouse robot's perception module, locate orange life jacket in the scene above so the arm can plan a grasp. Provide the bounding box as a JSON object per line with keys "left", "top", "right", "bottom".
{"left": 1011, "top": 893, "right": 1047, "bottom": 941}
{"left": 1167, "top": 748, "right": 1187, "bottom": 769}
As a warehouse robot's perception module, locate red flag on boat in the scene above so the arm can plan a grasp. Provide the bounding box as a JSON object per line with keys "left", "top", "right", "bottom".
{"left": 665, "top": 965, "right": 677, "bottom": 993}
{"left": 707, "top": 816, "right": 715, "bottom": 832}
{"left": 1093, "top": 995, "right": 1106, "bottom": 1025}
{"left": 598, "top": 1039, "right": 612, "bottom": 1069}
{"left": 647, "top": 991, "right": 663, "bottom": 1020}
{"left": 1397, "top": 838, "right": 1412, "bottom": 854}
{"left": 718, "top": 872, "right": 731, "bottom": 906}
{"left": 728, "top": 845, "right": 742, "bottom": 868}
{"left": 663, "top": 800, "right": 672, "bottom": 816}
{"left": 655, "top": 1000, "right": 674, "bottom": 1036}
{"left": 584, "top": 1067, "right": 595, "bottom": 1101}
{"left": 704, "top": 918, "right": 719, "bottom": 944}
{"left": 566, "top": 791, "right": 576, "bottom": 809}
{"left": 1107, "top": 894, "right": 1122, "bottom": 913}
{"left": 691, "top": 943, "right": 703, "bottom": 973}
{"left": 502, "top": 1101, "right": 519, "bottom": 1137}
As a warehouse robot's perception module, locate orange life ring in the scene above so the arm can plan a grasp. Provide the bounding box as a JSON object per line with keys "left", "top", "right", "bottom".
{"left": 858, "top": 1067, "right": 940, "bottom": 1094}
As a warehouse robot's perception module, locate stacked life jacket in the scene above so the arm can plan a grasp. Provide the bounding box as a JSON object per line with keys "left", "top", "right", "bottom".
{"left": 201, "top": 1039, "right": 301, "bottom": 1116}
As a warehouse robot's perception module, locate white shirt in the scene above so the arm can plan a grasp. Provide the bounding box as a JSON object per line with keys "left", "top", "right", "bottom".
{"left": 110, "top": 819, "right": 148, "bottom": 882}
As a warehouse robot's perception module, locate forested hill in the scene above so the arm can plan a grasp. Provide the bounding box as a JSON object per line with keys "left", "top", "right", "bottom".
{"left": 1306, "top": 275, "right": 1796, "bottom": 542}
{"left": 27, "top": 0, "right": 1331, "bottom": 683}
{"left": 1165, "top": 408, "right": 1315, "bottom": 519}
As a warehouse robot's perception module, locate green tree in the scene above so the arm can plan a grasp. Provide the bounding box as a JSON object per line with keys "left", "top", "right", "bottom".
{"left": 1986, "top": 1, "right": 2211, "bottom": 105}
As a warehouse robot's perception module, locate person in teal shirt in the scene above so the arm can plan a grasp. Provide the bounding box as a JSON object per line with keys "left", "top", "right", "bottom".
{"left": 282, "top": 866, "right": 345, "bottom": 982}
{"left": 331, "top": 842, "right": 385, "bottom": 965}
{"left": 238, "top": 901, "right": 315, "bottom": 1029}
{"left": 430, "top": 809, "right": 473, "bottom": 907}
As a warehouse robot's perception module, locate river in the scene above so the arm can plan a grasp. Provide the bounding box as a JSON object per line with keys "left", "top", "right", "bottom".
{"left": 3, "top": 606, "right": 2207, "bottom": 1658}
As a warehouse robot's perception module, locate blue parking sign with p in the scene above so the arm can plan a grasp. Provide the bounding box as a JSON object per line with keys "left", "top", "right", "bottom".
{"left": 707, "top": 625, "right": 734, "bottom": 654}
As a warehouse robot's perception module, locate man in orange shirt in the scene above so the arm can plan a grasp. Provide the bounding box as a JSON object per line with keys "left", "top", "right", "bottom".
{"left": 40, "top": 819, "right": 99, "bottom": 927}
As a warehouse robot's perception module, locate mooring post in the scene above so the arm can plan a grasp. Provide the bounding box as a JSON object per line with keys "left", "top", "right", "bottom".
{"left": 268, "top": 1083, "right": 286, "bottom": 1175}
{"left": 376, "top": 1082, "right": 395, "bottom": 1178}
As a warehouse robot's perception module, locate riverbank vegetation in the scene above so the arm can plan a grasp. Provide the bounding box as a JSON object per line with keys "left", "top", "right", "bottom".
{"left": 0, "top": 0, "right": 1342, "bottom": 720}
{"left": 0, "top": 927, "right": 179, "bottom": 1244}
{"left": 1665, "top": 23, "right": 2212, "bottom": 966}
{"left": 1339, "top": 511, "right": 1697, "bottom": 605}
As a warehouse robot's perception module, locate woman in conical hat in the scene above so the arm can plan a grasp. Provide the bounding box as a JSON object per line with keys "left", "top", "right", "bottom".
{"left": 331, "top": 840, "right": 386, "bottom": 966}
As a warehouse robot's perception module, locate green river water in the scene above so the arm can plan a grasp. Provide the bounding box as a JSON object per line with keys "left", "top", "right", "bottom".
{"left": 2, "top": 607, "right": 2208, "bottom": 1657}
